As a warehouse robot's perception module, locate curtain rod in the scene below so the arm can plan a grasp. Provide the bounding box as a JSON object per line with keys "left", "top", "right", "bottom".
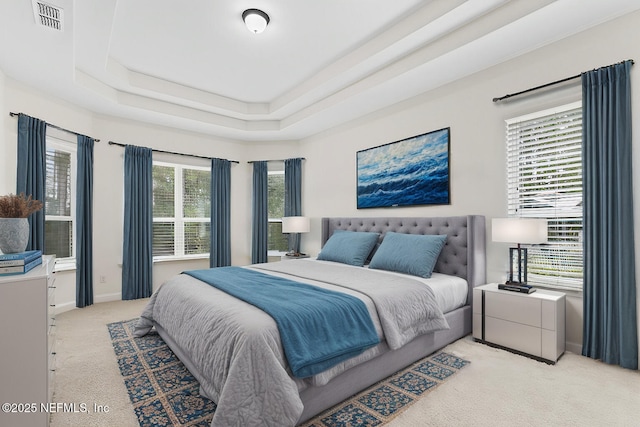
{"left": 247, "top": 157, "right": 306, "bottom": 163}
{"left": 492, "top": 59, "right": 635, "bottom": 103}
{"left": 9, "top": 112, "right": 100, "bottom": 142}
{"left": 108, "top": 141, "right": 239, "bottom": 164}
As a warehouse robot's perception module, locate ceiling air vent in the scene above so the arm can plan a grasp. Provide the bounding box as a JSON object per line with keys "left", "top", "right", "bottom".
{"left": 32, "top": 0, "right": 64, "bottom": 31}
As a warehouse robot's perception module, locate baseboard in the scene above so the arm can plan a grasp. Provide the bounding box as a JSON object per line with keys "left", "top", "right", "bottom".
{"left": 55, "top": 292, "right": 122, "bottom": 315}
{"left": 94, "top": 292, "right": 122, "bottom": 303}
{"left": 565, "top": 341, "right": 582, "bottom": 355}
{"left": 55, "top": 301, "right": 77, "bottom": 315}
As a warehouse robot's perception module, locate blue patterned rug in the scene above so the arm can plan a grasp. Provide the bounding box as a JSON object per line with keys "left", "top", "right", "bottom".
{"left": 108, "top": 319, "right": 469, "bottom": 427}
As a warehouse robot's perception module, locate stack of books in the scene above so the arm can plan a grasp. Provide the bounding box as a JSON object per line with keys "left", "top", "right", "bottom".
{"left": 498, "top": 282, "right": 536, "bottom": 294}
{"left": 0, "top": 250, "right": 43, "bottom": 276}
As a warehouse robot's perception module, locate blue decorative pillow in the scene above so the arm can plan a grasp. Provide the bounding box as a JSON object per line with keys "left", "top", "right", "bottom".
{"left": 369, "top": 232, "right": 447, "bottom": 278}
{"left": 317, "top": 231, "right": 380, "bottom": 267}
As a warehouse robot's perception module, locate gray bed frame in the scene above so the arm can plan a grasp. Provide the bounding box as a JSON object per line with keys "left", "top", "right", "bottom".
{"left": 298, "top": 215, "right": 486, "bottom": 423}
{"left": 156, "top": 215, "right": 486, "bottom": 425}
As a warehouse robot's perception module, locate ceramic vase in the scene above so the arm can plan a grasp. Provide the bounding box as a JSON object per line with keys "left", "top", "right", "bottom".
{"left": 0, "top": 218, "right": 30, "bottom": 254}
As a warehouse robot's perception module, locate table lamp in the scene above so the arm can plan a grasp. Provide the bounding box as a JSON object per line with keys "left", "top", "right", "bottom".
{"left": 282, "top": 216, "right": 310, "bottom": 257}
{"left": 492, "top": 218, "right": 547, "bottom": 285}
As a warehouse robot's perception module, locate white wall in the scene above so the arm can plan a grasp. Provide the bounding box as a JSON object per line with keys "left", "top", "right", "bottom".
{"left": 0, "top": 81, "right": 298, "bottom": 311}
{"left": 88, "top": 115, "right": 253, "bottom": 307}
{"left": 1, "top": 81, "right": 94, "bottom": 308}
{"left": 299, "top": 10, "right": 640, "bottom": 353}
{"left": 0, "top": 69, "right": 7, "bottom": 195}
{"left": 1, "top": 10, "right": 639, "bottom": 355}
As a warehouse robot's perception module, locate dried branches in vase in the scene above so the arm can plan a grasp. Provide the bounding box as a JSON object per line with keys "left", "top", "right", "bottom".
{"left": 0, "top": 193, "right": 43, "bottom": 218}
{"left": 0, "top": 193, "right": 42, "bottom": 253}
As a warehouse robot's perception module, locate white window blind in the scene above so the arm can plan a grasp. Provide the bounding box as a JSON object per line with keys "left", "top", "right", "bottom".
{"left": 152, "top": 162, "right": 210, "bottom": 259}
{"left": 505, "top": 102, "right": 583, "bottom": 290}
{"left": 45, "top": 139, "right": 76, "bottom": 261}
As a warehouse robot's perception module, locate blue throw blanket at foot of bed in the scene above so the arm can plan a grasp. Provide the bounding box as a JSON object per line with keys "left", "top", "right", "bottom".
{"left": 183, "top": 266, "right": 380, "bottom": 378}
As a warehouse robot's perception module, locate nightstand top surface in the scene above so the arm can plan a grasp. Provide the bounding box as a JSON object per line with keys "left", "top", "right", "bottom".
{"left": 281, "top": 254, "right": 310, "bottom": 260}
{"left": 476, "top": 283, "right": 565, "bottom": 301}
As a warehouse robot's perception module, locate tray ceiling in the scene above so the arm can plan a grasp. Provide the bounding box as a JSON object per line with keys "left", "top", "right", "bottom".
{"left": 1, "top": 0, "right": 639, "bottom": 141}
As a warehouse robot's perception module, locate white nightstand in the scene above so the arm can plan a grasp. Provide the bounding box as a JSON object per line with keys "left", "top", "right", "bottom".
{"left": 472, "top": 283, "right": 566, "bottom": 364}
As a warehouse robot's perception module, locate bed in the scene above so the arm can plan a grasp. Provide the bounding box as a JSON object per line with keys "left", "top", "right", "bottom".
{"left": 134, "top": 215, "right": 486, "bottom": 426}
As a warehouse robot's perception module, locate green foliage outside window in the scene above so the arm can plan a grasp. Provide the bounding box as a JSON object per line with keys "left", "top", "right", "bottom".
{"left": 268, "top": 172, "right": 289, "bottom": 252}
{"left": 153, "top": 166, "right": 175, "bottom": 217}
{"left": 152, "top": 164, "right": 210, "bottom": 257}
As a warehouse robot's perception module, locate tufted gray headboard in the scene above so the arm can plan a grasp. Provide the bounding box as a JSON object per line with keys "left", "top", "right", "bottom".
{"left": 321, "top": 216, "right": 486, "bottom": 304}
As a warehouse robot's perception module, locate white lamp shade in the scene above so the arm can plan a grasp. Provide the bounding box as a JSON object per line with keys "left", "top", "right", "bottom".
{"left": 282, "top": 216, "right": 310, "bottom": 233}
{"left": 492, "top": 218, "right": 547, "bottom": 244}
{"left": 242, "top": 9, "right": 269, "bottom": 33}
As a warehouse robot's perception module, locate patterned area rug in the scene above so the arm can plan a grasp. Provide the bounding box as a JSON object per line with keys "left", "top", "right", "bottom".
{"left": 108, "top": 319, "right": 469, "bottom": 427}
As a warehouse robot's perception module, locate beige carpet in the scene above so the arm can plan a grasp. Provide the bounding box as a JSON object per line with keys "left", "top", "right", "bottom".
{"left": 51, "top": 300, "right": 640, "bottom": 427}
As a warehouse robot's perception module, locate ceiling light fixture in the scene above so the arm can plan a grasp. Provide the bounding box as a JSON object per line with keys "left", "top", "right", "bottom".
{"left": 242, "top": 9, "right": 270, "bottom": 34}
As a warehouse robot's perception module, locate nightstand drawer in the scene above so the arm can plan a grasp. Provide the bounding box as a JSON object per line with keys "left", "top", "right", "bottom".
{"left": 485, "top": 291, "right": 541, "bottom": 328}
{"left": 485, "top": 317, "right": 541, "bottom": 357}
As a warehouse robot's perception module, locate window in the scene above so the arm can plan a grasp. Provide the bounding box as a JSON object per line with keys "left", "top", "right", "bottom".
{"left": 505, "top": 102, "right": 583, "bottom": 290}
{"left": 267, "top": 168, "right": 288, "bottom": 253}
{"left": 152, "top": 162, "right": 210, "bottom": 259}
{"left": 45, "top": 137, "right": 76, "bottom": 265}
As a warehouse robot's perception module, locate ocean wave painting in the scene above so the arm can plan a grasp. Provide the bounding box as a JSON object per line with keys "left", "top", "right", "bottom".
{"left": 357, "top": 128, "right": 450, "bottom": 208}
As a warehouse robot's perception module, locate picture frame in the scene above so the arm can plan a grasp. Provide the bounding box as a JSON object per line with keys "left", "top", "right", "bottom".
{"left": 356, "top": 127, "right": 450, "bottom": 209}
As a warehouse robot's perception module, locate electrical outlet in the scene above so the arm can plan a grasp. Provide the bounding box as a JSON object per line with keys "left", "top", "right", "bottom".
{"left": 99, "top": 275, "right": 106, "bottom": 283}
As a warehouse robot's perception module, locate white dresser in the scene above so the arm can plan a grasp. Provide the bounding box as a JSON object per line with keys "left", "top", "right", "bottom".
{"left": 0, "top": 255, "right": 56, "bottom": 427}
{"left": 472, "top": 283, "right": 565, "bottom": 364}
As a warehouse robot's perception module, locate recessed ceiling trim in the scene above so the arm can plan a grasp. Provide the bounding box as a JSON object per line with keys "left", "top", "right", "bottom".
{"left": 76, "top": 0, "right": 557, "bottom": 136}
{"left": 117, "top": 91, "right": 259, "bottom": 130}
{"left": 32, "top": 0, "right": 63, "bottom": 31}
{"left": 7, "top": 0, "right": 637, "bottom": 142}
{"left": 124, "top": 64, "right": 270, "bottom": 116}
{"left": 270, "top": 0, "right": 468, "bottom": 112}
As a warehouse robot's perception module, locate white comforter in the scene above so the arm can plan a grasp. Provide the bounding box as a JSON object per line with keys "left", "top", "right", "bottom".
{"left": 134, "top": 260, "right": 449, "bottom": 427}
